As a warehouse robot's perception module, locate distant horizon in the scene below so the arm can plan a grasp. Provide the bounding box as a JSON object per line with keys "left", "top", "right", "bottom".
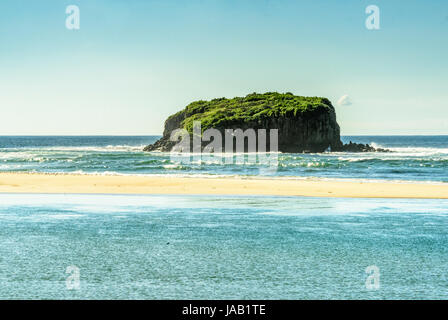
{"left": 1, "top": 133, "right": 447, "bottom": 137}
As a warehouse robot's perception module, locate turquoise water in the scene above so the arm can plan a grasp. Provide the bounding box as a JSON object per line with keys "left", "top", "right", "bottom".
{"left": 1, "top": 136, "right": 448, "bottom": 299}
{"left": 1, "top": 193, "right": 448, "bottom": 299}
{"left": 0, "top": 136, "right": 447, "bottom": 182}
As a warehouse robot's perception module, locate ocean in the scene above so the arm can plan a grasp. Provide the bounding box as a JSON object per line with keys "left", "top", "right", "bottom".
{"left": 0, "top": 135, "right": 447, "bottom": 182}
{"left": 1, "top": 193, "right": 448, "bottom": 299}
{"left": 1, "top": 136, "right": 448, "bottom": 299}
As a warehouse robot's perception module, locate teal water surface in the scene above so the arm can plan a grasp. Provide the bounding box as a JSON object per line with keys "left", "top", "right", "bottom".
{"left": 1, "top": 193, "right": 448, "bottom": 299}
{"left": 1, "top": 136, "right": 448, "bottom": 182}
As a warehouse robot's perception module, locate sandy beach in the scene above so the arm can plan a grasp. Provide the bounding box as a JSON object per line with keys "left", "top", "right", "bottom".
{"left": 0, "top": 172, "right": 447, "bottom": 199}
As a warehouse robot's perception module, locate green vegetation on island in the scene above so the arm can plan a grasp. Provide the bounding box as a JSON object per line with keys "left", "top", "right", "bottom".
{"left": 170, "top": 92, "right": 334, "bottom": 133}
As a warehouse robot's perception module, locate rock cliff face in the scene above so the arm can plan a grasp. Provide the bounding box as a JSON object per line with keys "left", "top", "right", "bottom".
{"left": 143, "top": 92, "right": 382, "bottom": 153}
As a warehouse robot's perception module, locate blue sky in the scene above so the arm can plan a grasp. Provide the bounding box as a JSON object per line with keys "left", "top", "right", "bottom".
{"left": 0, "top": 0, "right": 447, "bottom": 135}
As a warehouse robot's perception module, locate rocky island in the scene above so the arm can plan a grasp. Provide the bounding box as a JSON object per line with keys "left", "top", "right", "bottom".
{"left": 144, "top": 92, "right": 387, "bottom": 153}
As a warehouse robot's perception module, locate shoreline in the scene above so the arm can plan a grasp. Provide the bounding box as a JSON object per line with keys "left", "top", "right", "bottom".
{"left": 1, "top": 172, "right": 448, "bottom": 199}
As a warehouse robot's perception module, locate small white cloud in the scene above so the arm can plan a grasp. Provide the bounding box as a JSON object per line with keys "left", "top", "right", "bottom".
{"left": 337, "top": 94, "right": 352, "bottom": 106}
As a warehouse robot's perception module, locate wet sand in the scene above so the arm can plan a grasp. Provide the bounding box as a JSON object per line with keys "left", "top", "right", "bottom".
{"left": 0, "top": 173, "right": 447, "bottom": 199}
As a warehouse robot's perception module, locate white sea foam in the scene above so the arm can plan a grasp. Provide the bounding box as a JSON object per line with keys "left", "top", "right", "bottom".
{"left": 369, "top": 142, "right": 448, "bottom": 156}
{"left": 387, "top": 147, "right": 448, "bottom": 156}
{"left": 162, "top": 164, "right": 183, "bottom": 169}
{"left": 1, "top": 145, "right": 146, "bottom": 153}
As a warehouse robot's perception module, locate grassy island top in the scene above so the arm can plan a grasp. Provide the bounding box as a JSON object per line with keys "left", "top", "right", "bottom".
{"left": 168, "top": 92, "right": 334, "bottom": 132}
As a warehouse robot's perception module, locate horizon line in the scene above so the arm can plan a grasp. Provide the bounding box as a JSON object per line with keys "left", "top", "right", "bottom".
{"left": 0, "top": 134, "right": 447, "bottom": 137}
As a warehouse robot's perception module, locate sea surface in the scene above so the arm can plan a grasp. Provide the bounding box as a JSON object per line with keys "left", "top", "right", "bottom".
{"left": 1, "top": 136, "right": 448, "bottom": 299}
{"left": 0, "top": 135, "right": 447, "bottom": 182}
{"left": 0, "top": 193, "right": 447, "bottom": 299}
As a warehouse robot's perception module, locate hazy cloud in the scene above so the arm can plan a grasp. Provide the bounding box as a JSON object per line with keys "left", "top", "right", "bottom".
{"left": 337, "top": 94, "right": 352, "bottom": 106}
